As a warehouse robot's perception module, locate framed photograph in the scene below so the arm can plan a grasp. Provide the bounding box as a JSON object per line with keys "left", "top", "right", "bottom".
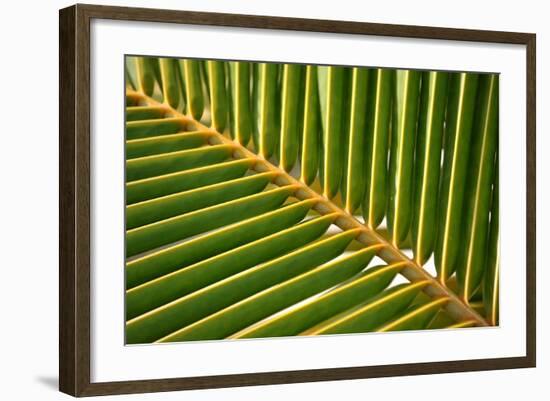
{"left": 59, "top": 3, "right": 536, "bottom": 396}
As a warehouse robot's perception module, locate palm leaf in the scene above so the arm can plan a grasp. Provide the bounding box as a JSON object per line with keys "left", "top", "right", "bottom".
{"left": 127, "top": 212, "right": 337, "bottom": 319}
{"left": 302, "top": 281, "right": 429, "bottom": 335}
{"left": 126, "top": 117, "right": 194, "bottom": 140}
{"left": 126, "top": 172, "right": 277, "bottom": 229}
{"left": 228, "top": 61, "right": 253, "bottom": 145}
{"left": 343, "top": 67, "right": 370, "bottom": 213}
{"left": 300, "top": 65, "right": 321, "bottom": 185}
{"left": 158, "top": 58, "right": 180, "bottom": 108}
{"left": 127, "top": 228, "right": 361, "bottom": 343}
{"left": 434, "top": 72, "right": 479, "bottom": 282}
{"left": 279, "top": 64, "right": 305, "bottom": 172}
{"left": 158, "top": 244, "right": 383, "bottom": 342}
{"left": 178, "top": 59, "right": 204, "bottom": 120}
{"left": 318, "top": 65, "right": 348, "bottom": 199}
{"left": 206, "top": 61, "right": 229, "bottom": 132}
{"left": 363, "top": 68, "right": 393, "bottom": 228}
{"left": 457, "top": 74, "right": 499, "bottom": 301}
{"left": 126, "top": 185, "right": 296, "bottom": 256}
{"left": 253, "top": 63, "right": 280, "bottom": 158}
{"left": 377, "top": 297, "right": 448, "bottom": 332}
{"left": 126, "top": 106, "right": 168, "bottom": 122}
{"left": 125, "top": 57, "right": 137, "bottom": 90}
{"left": 387, "top": 69, "right": 421, "bottom": 247}
{"left": 483, "top": 156, "right": 499, "bottom": 325}
{"left": 124, "top": 56, "right": 498, "bottom": 344}
{"left": 126, "top": 131, "right": 211, "bottom": 159}
{"left": 126, "top": 144, "right": 235, "bottom": 181}
{"left": 126, "top": 199, "right": 316, "bottom": 288}
{"left": 232, "top": 262, "right": 405, "bottom": 338}
{"left": 134, "top": 56, "right": 157, "bottom": 96}
{"left": 126, "top": 158, "right": 253, "bottom": 205}
{"left": 411, "top": 71, "right": 449, "bottom": 265}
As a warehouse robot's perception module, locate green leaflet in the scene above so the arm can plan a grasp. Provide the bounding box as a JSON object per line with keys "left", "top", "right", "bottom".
{"left": 125, "top": 57, "right": 138, "bottom": 90}
{"left": 279, "top": 64, "right": 305, "bottom": 172}
{"left": 163, "top": 244, "right": 383, "bottom": 341}
{"left": 253, "top": 63, "right": 280, "bottom": 159}
{"left": 226, "top": 63, "right": 234, "bottom": 139}
{"left": 483, "top": 157, "right": 499, "bottom": 325}
{"left": 126, "top": 172, "right": 276, "bottom": 229}
{"left": 426, "top": 309, "right": 455, "bottom": 329}
{"left": 125, "top": 185, "right": 297, "bottom": 257}
{"left": 126, "top": 213, "right": 337, "bottom": 319}
{"left": 434, "top": 72, "right": 480, "bottom": 281}
{"left": 126, "top": 158, "right": 252, "bottom": 205}
{"left": 126, "top": 131, "right": 210, "bottom": 159}
{"left": 125, "top": 144, "right": 234, "bottom": 182}
{"left": 126, "top": 118, "right": 191, "bottom": 140}
{"left": 200, "top": 60, "right": 210, "bottom": 101}
{"left": 251, "top": 64, "right": 260, "bottom": 147}
{"left": 387, "top": 70, "right": 421, "bottom": 247}
{"left": 135, "top": 56, "right": 157, "bottom": 96}
{"left": 300, "top": 65, "right": 321, "bottom": 185}
{"left": 206, "top": 61, "right": 229, "bottom": 132}
{"left": 125, "top": 62, "right": 136, "bottom": 90}
{"left": 179, "top": 60, "right": 204, "bottom": 120}
{"left": 125, "top": 198, "right": 317, "bottom": 288}
{"left": 363, "top": 69, "right": 393, "bottom": 228}
{"left": 376, "top": 297, "right": 448, "bottom": 332}
{"left": 127, "top": 228, "right": 360, "bottom": 344}
{"left": 343, "top": 67, "right": 370, "bottom": 214}
{"left": 125, "top": 106, "right": 167, "bottom": 122}
{"left": 232, "top": 262, "right": 403, "bottom": 339}
{"left": 228, "top": 61, "right": 253, "bottom": 145}
{"left": 457, "top": 74, "right": 499, "bottom": 301}
{"left": 446, "top": 320, "right": 477, "bottom": 329}
{"left": 303, "top": 281, "right": 428, "bottom": 335}
{"left": 411, "top": 71, "right": 449, "bottom": 265}
{"left": 158, "top": 58, "right": 180, "bottom": 108}
{"left": 151, "top": 58, "right": 162, "bottom": 91}
{"left": 317, "top": 66, "right": 348, "bottom": 199}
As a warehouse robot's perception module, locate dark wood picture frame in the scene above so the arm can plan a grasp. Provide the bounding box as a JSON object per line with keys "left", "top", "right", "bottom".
{"left": 59, "top": 3, "right": 536, "bottom": 397}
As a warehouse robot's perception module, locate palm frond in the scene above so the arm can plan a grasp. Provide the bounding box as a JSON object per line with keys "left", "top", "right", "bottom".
{"left": 123, "top": 56, "right": 499, "bottom": 344}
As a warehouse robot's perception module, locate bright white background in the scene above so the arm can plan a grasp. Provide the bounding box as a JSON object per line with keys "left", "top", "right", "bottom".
{"left": 0, "top": 0, "right": 547, "bottom": 400}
